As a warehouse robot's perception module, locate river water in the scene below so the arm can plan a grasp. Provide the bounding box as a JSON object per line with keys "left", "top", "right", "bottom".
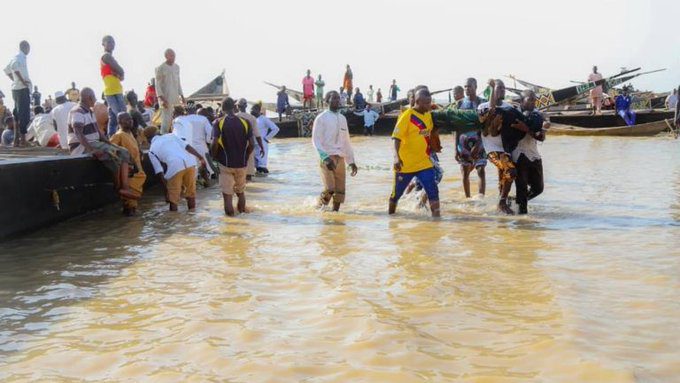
{"left": 0, "top": 136, "right": 678, "bottom": 382}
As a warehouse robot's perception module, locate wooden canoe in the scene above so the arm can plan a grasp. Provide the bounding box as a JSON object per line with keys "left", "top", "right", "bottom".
{"left": 548, "top": 110, "right": 674, "bottom": 127}
{"left": 547, "top": 119, "right": 673, "bottom": 136}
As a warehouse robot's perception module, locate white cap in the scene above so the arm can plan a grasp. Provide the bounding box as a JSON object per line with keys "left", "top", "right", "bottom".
{"left": 55, "top": 91, "right": 65, "bottom": 98}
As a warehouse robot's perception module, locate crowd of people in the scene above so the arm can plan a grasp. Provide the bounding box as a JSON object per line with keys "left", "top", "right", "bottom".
{"left": 1, "top": 37, "right": 281, "bottom": 217}
{"left": 3, "top": 38, "right": 678, "bottom": 219}
{"left": 273, "top": 66, "right": 400, "bottom": 123}
{"left": 311, "top": 78, "right": 548, "bottom": 217}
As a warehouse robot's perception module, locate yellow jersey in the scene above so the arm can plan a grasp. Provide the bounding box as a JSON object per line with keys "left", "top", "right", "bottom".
{"left": 392, "top": 108, "right": 434, "bottom": 173}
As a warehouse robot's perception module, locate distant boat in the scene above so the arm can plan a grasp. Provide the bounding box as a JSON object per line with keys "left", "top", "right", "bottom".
{"left": 548, "top": 110, "right": 674, "bottom": 127}
{"left": 548, "top": 119, "right": 672, "bottom": 136}
{"left": 186, "top": 71, "right": 229, "bottom": 102}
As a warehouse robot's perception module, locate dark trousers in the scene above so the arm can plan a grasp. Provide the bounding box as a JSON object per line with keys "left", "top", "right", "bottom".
{"left": 515, "top": 154, "right": 543, "bottom": 213}
{"left": 12, "top": 88, "right": 30, "bottom": 134}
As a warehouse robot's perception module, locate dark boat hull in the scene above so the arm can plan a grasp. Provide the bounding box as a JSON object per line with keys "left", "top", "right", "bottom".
{"left": 0, "top": 154, "right": 118, "bottom": 240}
{"left": 548, "top": 119, "right": 672, "bottom": 136}
{"left": 548, "top": 111, "right": 674, "bottom": 128}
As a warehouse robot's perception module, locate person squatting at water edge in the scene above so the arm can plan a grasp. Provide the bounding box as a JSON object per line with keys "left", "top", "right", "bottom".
{"left": 109, "top": 112, "right": 147, "bottom": 216}
{"left": 312, "top": 91, "right": 358, "bottom": 212}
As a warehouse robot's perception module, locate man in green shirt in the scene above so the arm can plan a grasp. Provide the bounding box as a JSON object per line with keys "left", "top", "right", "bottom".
{"left": 315, "top": 74, "right": 325, "bottom": 109}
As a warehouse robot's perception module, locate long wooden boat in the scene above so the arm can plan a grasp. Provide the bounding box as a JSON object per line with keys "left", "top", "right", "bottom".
{"left": 548, "top": 119, "right": 672, "bottom": 136}
{"left": 548, "top": 110, "right": 674, "bottom": 127}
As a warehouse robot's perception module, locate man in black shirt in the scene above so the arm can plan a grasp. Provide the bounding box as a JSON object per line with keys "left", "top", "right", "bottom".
{"left": 211, "top": 97, "right": 255, "bottom": 216}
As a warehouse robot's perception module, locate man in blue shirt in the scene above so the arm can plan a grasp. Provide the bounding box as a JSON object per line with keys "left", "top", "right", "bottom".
{"left": 615, "top": 86, "right": 636, "bottom": 126}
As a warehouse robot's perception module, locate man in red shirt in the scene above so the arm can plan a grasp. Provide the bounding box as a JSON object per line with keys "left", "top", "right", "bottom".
{"left": 302, "top": 69, "right": 314, "bottom": 109}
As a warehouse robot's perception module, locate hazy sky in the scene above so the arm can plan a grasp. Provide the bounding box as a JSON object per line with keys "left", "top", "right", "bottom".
{"left": 1, "top": 0, "right": 678, "bottom": 104}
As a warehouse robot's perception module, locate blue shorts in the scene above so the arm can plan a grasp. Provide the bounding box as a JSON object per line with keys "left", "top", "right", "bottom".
{"left": 414, "top": 154, "right": 443, "bottom": 191}
{"left": 391, "top": 167, "right": 439, "bottom": 203}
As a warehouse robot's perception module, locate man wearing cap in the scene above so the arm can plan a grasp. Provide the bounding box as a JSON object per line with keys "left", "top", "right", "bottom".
{"left": 236, "top": 98, "right": 264, "bottom": 180}
{"left": 155, "top": 48, "right": 184, "bottom": 134}
{"left": 51, "top": 91, "right": 77, "bottom": 149}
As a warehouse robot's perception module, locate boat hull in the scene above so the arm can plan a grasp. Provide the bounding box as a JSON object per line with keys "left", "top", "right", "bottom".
{"left": 548, "top": 111, "right": 674, "bottom": 128}
{"left": 548, "top": 119, "right": 672, "bottom": 136}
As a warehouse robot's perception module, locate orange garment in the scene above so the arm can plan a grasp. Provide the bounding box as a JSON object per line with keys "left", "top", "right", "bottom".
{"left": 110, "top": 130, "right": 146, "bottom": 208}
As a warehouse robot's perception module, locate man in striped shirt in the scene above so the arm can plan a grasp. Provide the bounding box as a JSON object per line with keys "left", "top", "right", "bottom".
{"left": 68, "top": 87, "right": 139, "bottom": 201}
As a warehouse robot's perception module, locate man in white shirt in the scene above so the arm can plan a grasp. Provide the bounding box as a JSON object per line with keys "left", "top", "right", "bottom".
{"left": 26, "top": 106, "right": 58, "bottom": 147}
{"left": 155, "top": 49, "right": 184, "bottom": 134}
{"left": 171, "top": 106, "right": 214, "bottom": 177}
{"left": 362, "top": 104, "right": 380, "bottom": 136}
{"left": 312, "top": 90, "right": 358, "bottom": 211}
{"left": 50, "top": 91, "right": 77, "bottom": 149}
{"left": 4, "top": 41, "right": 32, "bottom": 146}
{"left": 145, "top": 126, "right": 206, "bottom": 212}
{"left": 251, "top": 103, "right": 280, "bottom": 174}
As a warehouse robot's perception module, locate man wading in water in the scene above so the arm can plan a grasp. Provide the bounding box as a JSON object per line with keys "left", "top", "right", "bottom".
{"left": 212, "top": 97, "right": 255, "bottom": 216}
{"left": 389, "top": 88, "right": 441, "bottom": 218}
{"left": 312, "top": 91, "right": 358, "bottom": 211}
